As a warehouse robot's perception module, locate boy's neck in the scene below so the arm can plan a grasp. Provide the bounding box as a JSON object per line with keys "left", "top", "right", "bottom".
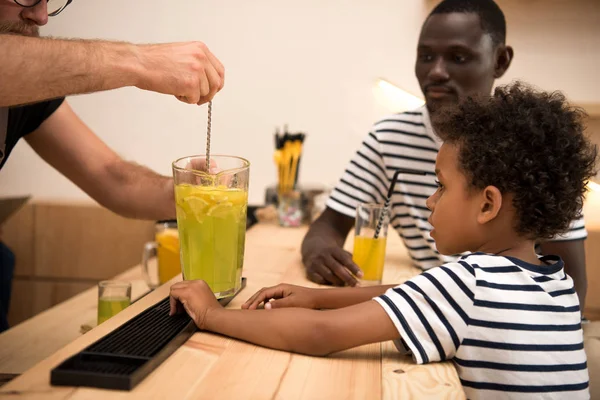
{"left": 476, "top": 238, "right": 542, "bottom": 265}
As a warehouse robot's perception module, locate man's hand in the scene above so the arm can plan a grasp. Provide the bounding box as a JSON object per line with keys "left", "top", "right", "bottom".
{"left": 0, "top": 36, "right": 226, "bottom": 107}
{"left": 169, "top": 280, "right": 222, "bottom": 329}
{"left": 301, "top": 208, "right": 358, "bottom": 287}
{"left": 136, "top": 41, "right": 225, "bottom": 105}
{"left": 242, "top": 284, "right": 321, "bottom": 310}
{"left": 304, "top": 245, "right": 363, "bottom": 287}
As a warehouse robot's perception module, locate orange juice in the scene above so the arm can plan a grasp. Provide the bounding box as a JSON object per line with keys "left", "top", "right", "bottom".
{"left": 352, "top": 236, "right": 387, "bottom": 283}
{"left": 156, "top": 228, "right": 181, "bottom": 284}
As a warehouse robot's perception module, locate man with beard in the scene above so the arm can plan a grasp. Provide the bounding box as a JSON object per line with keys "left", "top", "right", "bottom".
{"left": 0, "top": 0, "right": 224, "bottom": 331}
{"left": 301, "top": 0, "right": 589, "bottom": 318}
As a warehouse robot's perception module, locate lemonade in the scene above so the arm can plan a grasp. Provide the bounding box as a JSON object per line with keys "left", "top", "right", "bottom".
{"left": 175, "top": 183, "right": 248, "bottom": 298}
{"left": 352, "top": 236, "right": 387, "bottom": 284}
{"left": 97, "top": 297, "right": 131, "bottom": 324}
{"left": 156, "top": 228, "right": 181, "bottom": 284}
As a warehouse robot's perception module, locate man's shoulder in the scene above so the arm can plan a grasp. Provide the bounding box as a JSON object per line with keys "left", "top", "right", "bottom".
{"left": 372, "top": 106, "right": 427, "bottom": 130}
{"left": 369, "top": 106, "right": 435, "bottom": 145}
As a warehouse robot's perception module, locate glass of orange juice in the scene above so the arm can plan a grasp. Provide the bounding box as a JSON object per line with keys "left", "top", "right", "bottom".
{"left": 142, "top": 221, "right": 181, "bottom": 289}
{"left": 352, "top": 203, "right": 389, "bottom": 285}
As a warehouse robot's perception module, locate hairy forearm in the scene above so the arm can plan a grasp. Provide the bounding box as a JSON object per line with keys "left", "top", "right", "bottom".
{"left": 0, "top": 35, "right": 141, "bottom": 107}
{"left": 96, "top": 160, "right": 175, "bottom": 220}
{"left": 313, "top": 285, "right": 396, "bottom": 309}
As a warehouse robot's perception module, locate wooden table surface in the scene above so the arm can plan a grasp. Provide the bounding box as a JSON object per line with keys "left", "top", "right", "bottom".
{"left": 0, "top": 266, "right": 151, "bottom": 376}
{"left": 0, "top": 224, "right": 464, "bottom": 399}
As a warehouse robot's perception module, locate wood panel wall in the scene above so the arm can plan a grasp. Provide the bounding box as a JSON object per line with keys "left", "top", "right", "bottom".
{"left": 2, "top": 202, "right": 154, "bottom": 327}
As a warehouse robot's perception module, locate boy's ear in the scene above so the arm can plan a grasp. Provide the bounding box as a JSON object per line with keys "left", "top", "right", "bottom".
{"left": 477, "top": 185, "right": 503, "bottom": 224}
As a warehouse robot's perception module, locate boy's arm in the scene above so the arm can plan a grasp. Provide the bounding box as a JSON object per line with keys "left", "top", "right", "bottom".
{"left": 242, "top": 283, "right": 397, "bottom": 310}
{"left": 313, "top": 285, "right": 398, "bottom": 309}
{"left": 171, "top": 281, "right": 398, "bottom": 356}
{"left": 208, "top": 302, "right": 397, "bottom": 356}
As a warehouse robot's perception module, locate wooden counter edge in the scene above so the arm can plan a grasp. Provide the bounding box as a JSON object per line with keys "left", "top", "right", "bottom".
{"left": 0, "top": 275, "right": 181, "bottom": 393}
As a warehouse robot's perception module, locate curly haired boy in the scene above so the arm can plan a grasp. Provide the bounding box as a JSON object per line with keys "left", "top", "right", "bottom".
{"left": 171, "top": 82, "right": 598, "bottom": 399}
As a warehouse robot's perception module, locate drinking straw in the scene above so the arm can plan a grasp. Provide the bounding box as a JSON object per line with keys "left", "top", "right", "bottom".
{"left": 274, "top": 130, "right": 284, "bottom": 192}
{"left": 293, "top": 133, "right": 306, "bottom": 188}
{"left": 373, "top": 168, "right": 430, "bottom": 239}
{"left": 274, "top": 128, "right": 306, "bottom": 194}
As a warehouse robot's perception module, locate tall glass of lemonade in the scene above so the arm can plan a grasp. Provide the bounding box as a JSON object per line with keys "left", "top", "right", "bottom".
{"left": 172, "top": 155, "right": 250, "bottom": 298}
{"left": 352, "top": 203, "right": 389, "bottom": 285}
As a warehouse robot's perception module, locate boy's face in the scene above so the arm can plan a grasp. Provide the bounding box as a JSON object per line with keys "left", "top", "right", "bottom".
{"left": 426, "top": 142, "right": 483, "bottom": 255}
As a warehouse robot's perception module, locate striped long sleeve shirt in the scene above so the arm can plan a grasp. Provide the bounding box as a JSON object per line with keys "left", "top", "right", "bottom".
{"left": 374, "top": 253, "right": 589, "bottom": 399}
{"left": 326, "top": 106, "right": 587, "bottom": 270}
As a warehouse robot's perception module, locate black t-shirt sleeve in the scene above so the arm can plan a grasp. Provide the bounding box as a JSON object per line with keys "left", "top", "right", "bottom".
{"left": 1, "top": 97, "right": 66, "bottom": 170}
{"left": 20, "top": 97, "right": 65, "bottom": 136}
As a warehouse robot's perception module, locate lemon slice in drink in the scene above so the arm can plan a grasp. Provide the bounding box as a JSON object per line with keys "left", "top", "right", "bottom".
{"left": 206, "top": 202, "right": 235, "bottom": 219}
{"left": 185, "top": 197, "right": 210, "bottom": 221}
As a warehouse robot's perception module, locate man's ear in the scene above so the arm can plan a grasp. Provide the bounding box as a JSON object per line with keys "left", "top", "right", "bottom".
{"left": 477, "top": 185, "right": 503, "bottom": 224}
{"left": 493, "top": 45, "right": 514, "bottom": 79}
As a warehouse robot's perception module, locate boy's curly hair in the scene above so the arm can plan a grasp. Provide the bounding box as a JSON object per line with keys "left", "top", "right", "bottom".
{"left": 437, "top": 82, "right": 598, "bottom": 240}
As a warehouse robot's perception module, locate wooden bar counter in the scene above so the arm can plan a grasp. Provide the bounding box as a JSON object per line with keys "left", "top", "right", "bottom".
{"left": 0, "top": 224, "right": 464, "bottom": 399}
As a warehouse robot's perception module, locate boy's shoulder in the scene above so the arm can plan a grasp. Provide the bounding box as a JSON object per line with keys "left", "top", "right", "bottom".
{"left": 440, "top": 252, "right": 522, "bottom": 275}
{"left": 449, "top": 252, "right": 565, "bottom": 277}
{"left": 457, "top": 252, "right": 519, "bottom": 264}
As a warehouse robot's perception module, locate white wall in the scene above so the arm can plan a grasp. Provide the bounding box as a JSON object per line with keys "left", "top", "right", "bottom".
{"left": 495, "top": 0, "right": 600, "bottom": 103}
{"left": 0, "top": 0, "right": 426, "bottom": 205}
{"left": 1, "top": 0, "right": 599, "bottom": 207}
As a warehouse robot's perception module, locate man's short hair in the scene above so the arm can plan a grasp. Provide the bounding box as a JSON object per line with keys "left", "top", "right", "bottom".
{"left": 429, "top": 0, "right": 507, "bottom": 46}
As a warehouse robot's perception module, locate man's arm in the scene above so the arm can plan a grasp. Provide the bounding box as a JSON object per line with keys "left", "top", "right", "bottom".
{"left": 25, "top": 101, "right": 175, "bottom": 220}
{"left": 539, "top": 239, "right": 587, "bottom": 311}
{"left": 0, "top": 35, "right": 224, "bottom": 107}
{"left": 301, "top": 207, "right": 361, "bottom": 286}
{"left": 302, "top": 122, "right": 390, "bottom": 286}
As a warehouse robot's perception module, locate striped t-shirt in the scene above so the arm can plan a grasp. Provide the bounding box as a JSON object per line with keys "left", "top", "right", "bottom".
{"left": 326, "top": 106, "right": 587, "bottom": 270}
{"left": 374, "top": 253, "right": 589, "bottom": 399}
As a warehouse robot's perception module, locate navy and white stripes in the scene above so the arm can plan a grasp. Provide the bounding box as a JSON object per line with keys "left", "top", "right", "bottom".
{"left": 326, "top": 106, "right": 588, "bottom": 270}
{"left": 374, "top": 253, "right": 589, "bottom": 399}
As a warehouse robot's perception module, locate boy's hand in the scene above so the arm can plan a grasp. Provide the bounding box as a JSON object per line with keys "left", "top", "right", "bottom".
{"left": 169, "top": 280, "right": 222, "bottom": 329}
{"left": 242, "top": 284, "right": 320, "bottom": 310}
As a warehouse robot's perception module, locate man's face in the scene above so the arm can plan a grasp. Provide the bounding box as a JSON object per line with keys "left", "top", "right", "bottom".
{"left": 0, "top": 0, "right": 49, "bottom": 37}
{"left": 415, "top": 12, "right": 498, "bottom": 114}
